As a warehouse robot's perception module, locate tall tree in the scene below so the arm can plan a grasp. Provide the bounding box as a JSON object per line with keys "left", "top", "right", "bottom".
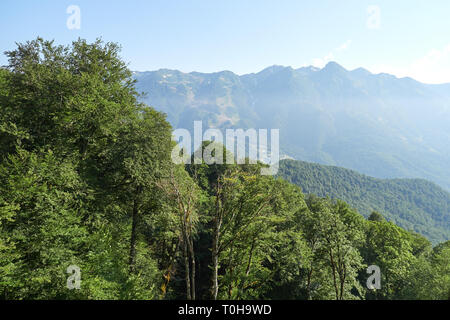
{"left": 363, "top": 220, "right": 415, "bottom": 299}
{"left": 156, "top": 163, "right": 202, "bottom": 299}
{"left": 0, "top": 38, "right": 173, "bottom": 299}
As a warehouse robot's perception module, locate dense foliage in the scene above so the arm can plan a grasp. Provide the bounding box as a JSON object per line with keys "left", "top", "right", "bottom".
{"left": 0, "top": 39, "right": 448, "bottom": 300}
{"left": 278, "top": 159, "right": 450, "bottom": 244}
{"left": 133, "top": 64, "right": 450, "bottom": 192}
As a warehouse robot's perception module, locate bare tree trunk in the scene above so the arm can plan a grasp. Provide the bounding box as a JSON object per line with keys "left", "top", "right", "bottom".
{"left": 339, "top": 264, "right": 346, "bottom": 300}
{"left": 235, "top": 238, "right": 256, "bottom": 300}
{"left": 306, "top": 268, "right": 313, "bottom": 300}
{"left": 160, "top": 238, "right": 180, "bottom": 299}
{"left": 245, "top": 239, "right": 256, "bottom": 277}
{"left": 188, "top": 235, "right": 196, "bottom": 300}
{"left": 128, "top": 199, "right": 139, "bottom": 274}
{"left": 210, "top": 182, "right": 222, "bottom": 300}
{"left": 228, "top": 245, "right": 234, "bottom": 299}
{"left": 183, "top": 236, "right": 192, "bottom": 300}
{"left": 211, "top": 221, "right": 220, "bottom": 300}
{"left": 329, "top": 249, "right": 339, "bottom": 300}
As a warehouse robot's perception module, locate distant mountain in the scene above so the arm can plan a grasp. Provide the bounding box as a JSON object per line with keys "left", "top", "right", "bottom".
{"left": 133, "top": 62, "right": 450, "bottom": 191}
{"left": 278, "top": 159, "right": 450, "bottom": 244}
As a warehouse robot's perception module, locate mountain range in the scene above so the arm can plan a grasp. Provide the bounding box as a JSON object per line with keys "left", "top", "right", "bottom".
{"left": 133, "top": 62, "right": 450, "bottom": 191}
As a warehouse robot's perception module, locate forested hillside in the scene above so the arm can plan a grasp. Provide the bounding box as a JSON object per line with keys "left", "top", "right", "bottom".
{"left": 278, "top": 159, "right": 450, "bottom": 244}
{"left": 0, "top": 38, "right": 448, "bottom": 300}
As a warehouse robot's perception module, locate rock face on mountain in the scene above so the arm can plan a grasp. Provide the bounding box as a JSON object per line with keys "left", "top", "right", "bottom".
{"left": 134, "top": 62, "right": 450, "bottom": 191}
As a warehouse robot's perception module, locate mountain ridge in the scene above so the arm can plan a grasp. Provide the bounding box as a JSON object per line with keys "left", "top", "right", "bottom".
{"left": 134, "top": 61, "right": 450, "bottom": 84}
{"left": 133, "top": 61, "right": 450, "bottom": 191}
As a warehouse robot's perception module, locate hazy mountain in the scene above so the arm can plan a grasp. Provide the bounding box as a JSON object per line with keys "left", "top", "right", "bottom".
{"left": 133, "top": 62, "right": 450, "bottom": 190}
{"left": 278, "top": 159, "right": 450, "bottom": 244}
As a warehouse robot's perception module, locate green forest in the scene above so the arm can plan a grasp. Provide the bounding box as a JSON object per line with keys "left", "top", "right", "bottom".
{"left": 278, "top": 159, "right": 450, "bottom": 244}
{"left": 0, "top": 38, "right": 448, "bottom": 300}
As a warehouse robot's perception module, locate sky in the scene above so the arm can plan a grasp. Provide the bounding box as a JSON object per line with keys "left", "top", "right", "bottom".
{"left": 1, "top": 0, "right": 450, "bottom": 83}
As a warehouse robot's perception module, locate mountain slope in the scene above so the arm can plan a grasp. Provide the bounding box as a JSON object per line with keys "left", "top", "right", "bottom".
{"left": 278, "top": 159, "right": 450, "bottom": 244}
{"left": 133, "top": 62, "right": 450, "bottom": 191}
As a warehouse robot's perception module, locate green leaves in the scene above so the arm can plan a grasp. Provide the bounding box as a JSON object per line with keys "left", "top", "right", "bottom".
{"left": 0, "top": 149, "right": 88, "bottom": 299}
{"left": 0, "top": 37, "right": 447, "bottom": 300}
{"left": 0, "top": 38, "right": 173, "bottom": 299}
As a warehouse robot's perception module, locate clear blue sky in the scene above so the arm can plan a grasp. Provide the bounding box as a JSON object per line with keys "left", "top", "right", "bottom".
{"left": 1, "top": 0, "right": 450, "bottom": 83}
